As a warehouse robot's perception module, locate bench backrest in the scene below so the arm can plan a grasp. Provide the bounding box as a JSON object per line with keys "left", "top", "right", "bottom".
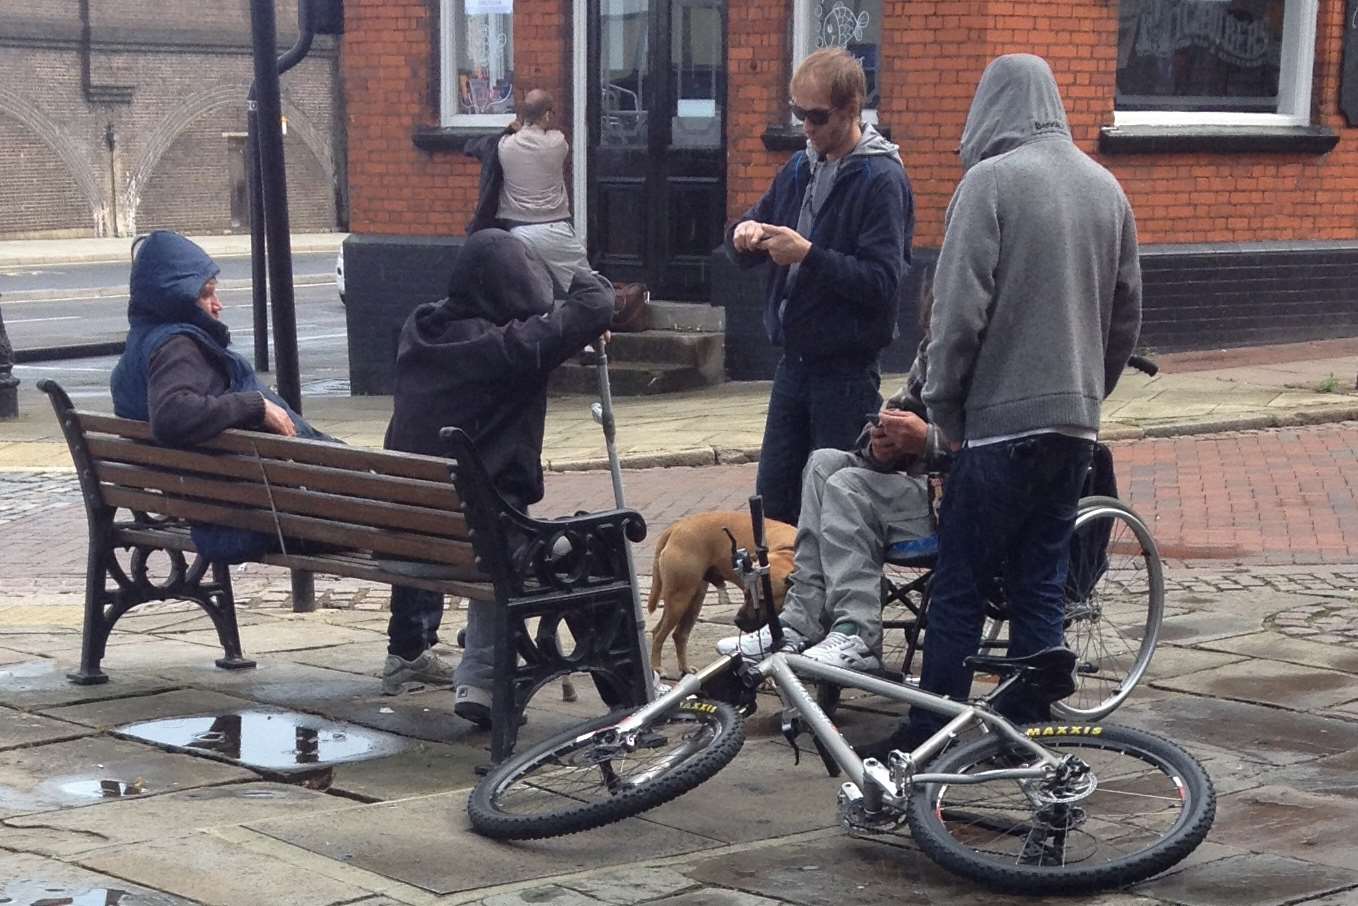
{"left": 42, "top": 382, "right": 481, "bottom": 571}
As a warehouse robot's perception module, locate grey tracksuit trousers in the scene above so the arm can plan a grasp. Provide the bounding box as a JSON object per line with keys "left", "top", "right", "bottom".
{"left": 778, "top": 449, "right": 935, "bottom": 653}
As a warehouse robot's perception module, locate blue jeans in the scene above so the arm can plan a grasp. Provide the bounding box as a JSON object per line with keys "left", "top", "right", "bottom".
{"left": 910, "top": 433, "right": 1094, "bottom": 734}
{"left": 756, "top": 355, "right": 881, "bottom": 525}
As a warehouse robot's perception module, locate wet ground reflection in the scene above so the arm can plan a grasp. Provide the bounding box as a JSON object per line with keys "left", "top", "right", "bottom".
{"left": 115, "top": 710, "right": 405, "bottom": 771}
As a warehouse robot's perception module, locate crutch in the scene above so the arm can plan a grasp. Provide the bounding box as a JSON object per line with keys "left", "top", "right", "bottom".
{"left": 591, "top": 334, "right": 657, "bottom": 702}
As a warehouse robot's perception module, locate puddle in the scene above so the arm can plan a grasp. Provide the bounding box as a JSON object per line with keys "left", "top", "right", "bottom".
{"left": 0, "top": 659, "right": 59, "bottom": 679}
{"left": 0, "top": 883, "right": 187, "bottom": 905}
{"left": 116, "top": 710, "right": 406, "bottom": 771}
{"left": 57, "top": 779, "right": 147, "bottom": 799}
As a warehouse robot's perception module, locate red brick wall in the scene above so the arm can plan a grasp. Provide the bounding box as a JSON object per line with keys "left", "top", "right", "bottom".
{"left": 347, "top": 0, "right": 1358, "bottom": 248}
{"left": 343, "top": 0, "right": 571, "bottom": 235}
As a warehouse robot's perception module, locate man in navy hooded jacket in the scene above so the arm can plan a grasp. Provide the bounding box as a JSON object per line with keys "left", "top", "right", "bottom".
{"left": 725, "top": 47, "right": 913, "bottom": 526}
{"left": 110, "top": 231, "right": 459, "bottom": 694}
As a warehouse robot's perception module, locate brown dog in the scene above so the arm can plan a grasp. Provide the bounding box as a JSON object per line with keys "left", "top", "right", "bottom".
{"left": 647, "top": 511, "right": 798, "bottom": 677}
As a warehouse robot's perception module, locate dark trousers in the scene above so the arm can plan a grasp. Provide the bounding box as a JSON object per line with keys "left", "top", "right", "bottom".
{"left": 755, "top": 355, "right": 881, "bottom": 525}
{"left": 910, "top": 433, "right": 1094, "bottom": 734}
{"left": 387, "top": 586, "right": 444, "bottom": 660}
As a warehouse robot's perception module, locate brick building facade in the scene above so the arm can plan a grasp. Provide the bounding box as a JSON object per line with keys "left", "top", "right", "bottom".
{"left": 0, "top": 0, "right": 343, "bottom": 240}
{"left": 341, "top": 0, "right": 1358, "bottom": 389}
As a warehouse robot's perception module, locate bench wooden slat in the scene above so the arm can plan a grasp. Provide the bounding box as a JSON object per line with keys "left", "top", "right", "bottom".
{"left": 102, "top": 485, "right": 477, "bottom": 565}
{"left": 113, "top": 525, "right": 495, "bottom": 598}
{"left": 77, "top": 412, "right": 455, "bottom": 482}
{"left": 84, "top": 435, "right": 463, "bottom": 510}
{"left": 94, "top": 461, "right": 470, "bottom": 541}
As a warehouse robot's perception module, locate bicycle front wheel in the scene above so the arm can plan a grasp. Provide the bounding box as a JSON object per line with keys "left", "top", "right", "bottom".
{"left": 1055, "top": 496, "right": 1165, "bottom": 720}
{"left": 907, "top": 723, "right": 1215, "bottom": 894}
{"left": 468, "top": 697, "right": 744, "bottom": 840}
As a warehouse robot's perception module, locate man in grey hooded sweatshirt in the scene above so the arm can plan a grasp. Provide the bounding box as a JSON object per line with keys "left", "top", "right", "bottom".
{"left": 861, "top": 54, "right": 1142, "bottom": 757}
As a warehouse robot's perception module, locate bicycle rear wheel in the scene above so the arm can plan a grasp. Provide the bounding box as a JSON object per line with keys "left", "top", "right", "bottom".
{"left": 1054, "top": 496, "right": 1165, "bottom": 720}
{"left": 907, "top": 723, "right": 1215, "bottom": 894}
{"left": 468, "top": 697, "right": 744, "bottom": 840}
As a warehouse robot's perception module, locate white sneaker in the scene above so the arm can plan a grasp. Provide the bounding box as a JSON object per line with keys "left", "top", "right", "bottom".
{"left": 652, "top": 670, "right": 673, "bottom": 697}
{"left": 454, "top": 684, "right": 492, "bottom": 727}
{"left": 802, "top": 631, "right": 883, "bottom": 673}
{"left": 715, "top": 625, "right": 808, "bottom": 662}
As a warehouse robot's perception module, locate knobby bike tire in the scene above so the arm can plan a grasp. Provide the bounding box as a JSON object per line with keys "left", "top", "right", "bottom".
{"left": 1054, "top": 496, "right": 1165, "bottom": 721}
{"left": 906, "top": 723, "right": 1215, "bottom": 894}
{"left": 467, "top": 698, "right": 744, "bottom": 840}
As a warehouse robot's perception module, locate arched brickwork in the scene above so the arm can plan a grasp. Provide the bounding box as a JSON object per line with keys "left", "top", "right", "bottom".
{"left": 0, "top": 88, "right": 103, "bottom": 236}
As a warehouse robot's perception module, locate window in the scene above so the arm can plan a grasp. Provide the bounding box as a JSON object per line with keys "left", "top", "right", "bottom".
{"left": 440, "top": 0, "right": 517, "bottom": 126}
{"left": 1115, "top": 0, "right": 1318, "bottom": 126}
{"left": 792, "top": 0, "right": 882, "bottom": 124}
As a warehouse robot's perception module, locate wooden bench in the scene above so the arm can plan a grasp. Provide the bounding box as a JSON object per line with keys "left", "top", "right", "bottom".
{"left": 40, "top": 380, "right": 650, "bottom": 761}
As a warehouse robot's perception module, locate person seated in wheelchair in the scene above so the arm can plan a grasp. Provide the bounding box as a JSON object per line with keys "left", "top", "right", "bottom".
{"left": 717, "top": 335, "right": 949, "bottom": 672}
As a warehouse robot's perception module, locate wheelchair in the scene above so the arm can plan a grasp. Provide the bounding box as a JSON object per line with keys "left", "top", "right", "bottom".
{"left": 815, "top": 442, "right": 1166, "bottom": 722}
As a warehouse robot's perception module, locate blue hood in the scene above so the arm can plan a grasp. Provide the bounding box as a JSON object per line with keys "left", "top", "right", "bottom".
{"left": 128, "top": 231, "right": 221, "bottom": 333}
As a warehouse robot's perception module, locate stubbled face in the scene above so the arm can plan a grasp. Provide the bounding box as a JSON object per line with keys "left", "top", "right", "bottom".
{"left": 196, "top": 279, "right": 222, "bottom": 320}
{"left": 791, "top": 79, "right": 857, "bottom": 159}
{"left": 733, "top": 552, "right": 795, "bottom": 631}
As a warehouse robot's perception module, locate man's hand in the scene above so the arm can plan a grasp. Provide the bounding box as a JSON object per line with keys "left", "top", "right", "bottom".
{"left": 732, "top": 220, "right": 768, "bottom": 253}
{"left": 261, "top": 398, "right": 297, "bottom": 437}
{"left": 754, "top": 225, "right": 812, "bottom": 267}
{"left": 868, "top": 409, "right": 928, "bottom": 466}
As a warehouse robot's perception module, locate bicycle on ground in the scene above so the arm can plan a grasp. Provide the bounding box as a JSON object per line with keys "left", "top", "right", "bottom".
{"left": 468, "top": 497, "right": 1214, "bottom": 895}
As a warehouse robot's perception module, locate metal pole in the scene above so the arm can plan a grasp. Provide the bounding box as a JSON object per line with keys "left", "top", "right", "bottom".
{"left": 246, "top": 94, "right": 270, "bottom": 374}
{"left": 250, "top": 0, "right": 310, "bottom": 611}
{"left": 249, "top": 0, "right": 301, "bottom": 412}
{"left": 592, "top": 337, "right": 656, "bottom": 700}
{"left": 0, "top": 296, "right": 18, "bottom": 420}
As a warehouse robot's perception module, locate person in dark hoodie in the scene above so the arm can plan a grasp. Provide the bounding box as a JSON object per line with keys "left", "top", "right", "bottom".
{"left": 109, "top": 230, "right": 328, "bottom": 563}
{"left": 383, "top": 229, "right": 614, "bottom": 723}
{"left": 859, "top": 54, "right": 1142, "bottom": 760}
{"left": 725, "top": 47, "right": 913, "bottom": 527}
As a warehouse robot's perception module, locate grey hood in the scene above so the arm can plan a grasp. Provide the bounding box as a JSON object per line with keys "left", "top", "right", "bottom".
{"left": 958, "top": 54, "right": 1070, "bottom": 173}
{"left": 805, "top": 122, "right": 901, "bottom": 166}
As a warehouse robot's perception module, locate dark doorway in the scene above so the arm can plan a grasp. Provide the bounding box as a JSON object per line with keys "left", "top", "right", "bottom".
{"left": 588, "top": 0, "right": 725, "bottom": 300}
{"left": 226, "top": 134, "right": 250, "bottom": 231}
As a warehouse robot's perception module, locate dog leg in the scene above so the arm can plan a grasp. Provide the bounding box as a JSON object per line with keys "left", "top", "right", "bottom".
{"left": 650, "top": 607, "right": 677, "bottom": 680}
{"left": 674, "top": 588, "right": 706, "bottom": 675}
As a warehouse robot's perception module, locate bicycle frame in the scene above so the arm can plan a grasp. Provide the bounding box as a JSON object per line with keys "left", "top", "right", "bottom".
{"left": 608, "top": 649, "right": 1061, "bottom": 820}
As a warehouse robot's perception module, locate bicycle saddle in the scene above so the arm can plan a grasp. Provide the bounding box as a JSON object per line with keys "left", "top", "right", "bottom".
{"left": 965, "top": 646, "right": 1078, "bottom": 703}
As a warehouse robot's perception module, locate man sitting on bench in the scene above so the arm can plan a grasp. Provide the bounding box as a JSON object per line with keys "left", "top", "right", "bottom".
{"left": 383, "top": 229, "right": 614, "bottom": 725}
{"left": 717, "top": 337, "right": 948, "bottom": 673}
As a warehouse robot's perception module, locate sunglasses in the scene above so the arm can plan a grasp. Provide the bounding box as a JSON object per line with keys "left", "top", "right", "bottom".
{"left": 790, "top": 103, "right": 834, "bottom": 126}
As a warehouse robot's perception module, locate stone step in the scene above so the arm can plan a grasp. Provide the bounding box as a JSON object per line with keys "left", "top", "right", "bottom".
{"left": 549, "top": 359, "right": 718, "bottom": 396}
{"left": 594, "top": 329, "right": 723, "bottom": 370}
{"left": 639, "top": 300, "right": 724, "bottom": 333}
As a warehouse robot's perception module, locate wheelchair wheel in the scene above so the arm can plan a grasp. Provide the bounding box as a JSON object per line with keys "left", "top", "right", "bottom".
{"left": 1053, "top": 496, "right": 1164, "bottom": 720}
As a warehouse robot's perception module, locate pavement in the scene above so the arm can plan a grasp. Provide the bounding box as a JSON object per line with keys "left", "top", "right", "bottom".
{"left": 0, "top": 232, "right": 346, "bottom": 268}
{"left": 4, "top": 239, "right": 1358, "bottom": 903}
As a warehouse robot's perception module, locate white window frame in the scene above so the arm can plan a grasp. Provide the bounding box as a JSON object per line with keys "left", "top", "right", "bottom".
{"left": 791, "top": 0, "right": 880, "bottom": 125}
{"left": 440, "top": 0, "right": 517, "bottom": 127}
{"left": 1113, "top": 0, "right": 1318, "bottom": 128}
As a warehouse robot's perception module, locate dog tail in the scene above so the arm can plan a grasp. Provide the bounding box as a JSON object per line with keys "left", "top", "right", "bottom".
{"left": 646, "top": 523, "right": 675, "bottom": 613}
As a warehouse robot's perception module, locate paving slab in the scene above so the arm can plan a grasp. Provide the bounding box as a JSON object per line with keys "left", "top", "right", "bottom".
{"left": 646, "top": 891, "right": 787, "bottom": 906}
{"left": 0, "top": 851, "right": 199, "bottom": 906}
{"left": 247, "top": 790, "right": 721, "bottom": 895}
{"left": 76, "top": 830, "right": 394, "bottom": 906}
{"left": 1272, "top": 746, "right": 1358, "bottom": 801}
{"left": 479, "top": 886, "right": 611, "bottom": 906}
{"left": 165, "top": 618, "right": 383, "bottom": 653}
{"left": 59, "top": 636, "right": 241, "bottom": 676}
{"left": 1209, "top": 784, "right": 1358, "bottom": 870}
{"left": 287, "top": 638, "right": 393, "bottom": 675}
{"left": 1153, "top": 659, "right": 1358, "bottom": 711}
{"left": 1110, "top": 695, "right": 1358, "bottom": 766}
{"left": 680, "top": 833, "right": 1157, "bottom": 906}
{"left": 1200, "top": 630, "right": 1358, "bottom": 674}
{"left": 641, "top": 740, "right": 839, "bottom": 843}
{"left": 558, "top": 866, "right": 700, "bottom": 904}
{"left": 0, "top": 704, "right": 91, "bottom": 751}
{"left": 39, "top": 688, "right": 261, "bottom": 730}
{"left": 0, "top": 645, "right": 42, "bottom": 666}
{"left": 0, "top": 658, "right": 178, "bottom": 711}
{"left": 1140, "top": 645, "right": 1247, "bottom": 681}
{"left": 1154, "top": 610, "right": 1264, "bottom": 646}
{"left": 1132, "top": 851, "right": 1358, "bottom": 906}
{"left": 324, "top": 738, "right": 485, "bottom": 800}
{"left": 2, "top": 782, "right": 352, "bottom": 858}
{"left": 311, "top": 687, "right": 481, "bottom": 747}
{"left": 148, "top": 659, "right": 383, "bottom": 708}
{"left": 0, "top": 734, "right": 254, "bottom": 818}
